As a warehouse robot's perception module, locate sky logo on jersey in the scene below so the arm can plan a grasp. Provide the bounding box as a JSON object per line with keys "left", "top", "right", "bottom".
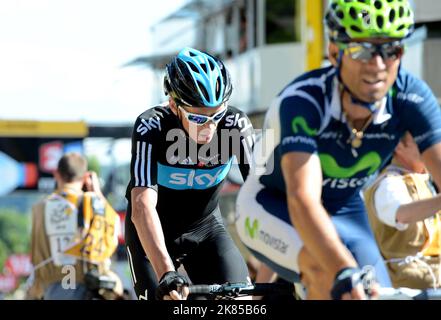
{"left": 136, "top": 117, "right": 162, "bottom": 135}
{"left": 224, "top": 113, "right": 252, "bottom": 132}
{"left": 157, "top": 160, "right": 232, "bottom": 190}
{"left": 319, "top": 151, "right": 382, "bottom": 178}
{"left": 291, "top": 116, "right": 317, "bottom": 136}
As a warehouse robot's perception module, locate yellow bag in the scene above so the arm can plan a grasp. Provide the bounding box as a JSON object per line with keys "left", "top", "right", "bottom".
{"left": 63, "top": 193, "right": 119, "bottom": 264}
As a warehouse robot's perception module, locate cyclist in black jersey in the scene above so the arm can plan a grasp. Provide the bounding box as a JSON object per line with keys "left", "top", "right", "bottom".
{"left": 125, "top": 47, "right": 255, "bottom": 300}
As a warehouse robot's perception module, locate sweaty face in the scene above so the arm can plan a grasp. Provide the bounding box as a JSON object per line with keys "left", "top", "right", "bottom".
{"left": 337, "top": 39, "right": 402, "bottom": 103}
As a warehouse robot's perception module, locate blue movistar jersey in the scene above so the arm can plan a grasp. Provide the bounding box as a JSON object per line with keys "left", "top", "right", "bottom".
{"left": 258, "top": 66, "right": 441, "bottom": 215}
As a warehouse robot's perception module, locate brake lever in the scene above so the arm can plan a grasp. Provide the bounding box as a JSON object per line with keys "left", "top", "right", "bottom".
{"left": 360, "top": 265, "right": 376, "bottom": 299}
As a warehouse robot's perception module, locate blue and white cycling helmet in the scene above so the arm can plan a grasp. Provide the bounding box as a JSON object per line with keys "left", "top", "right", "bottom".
{"left": 164, "top": 47, "right": 233, "bottom": 108}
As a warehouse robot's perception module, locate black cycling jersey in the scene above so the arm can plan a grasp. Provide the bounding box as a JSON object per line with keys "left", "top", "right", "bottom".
{"left": 124, "top": 103, "right": 254, "bottom": 299}
{"left": 125, "top": 103, "right": 254, "bottom": 235}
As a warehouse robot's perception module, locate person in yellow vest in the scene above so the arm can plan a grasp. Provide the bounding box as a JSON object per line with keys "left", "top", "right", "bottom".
{"left": 27, "top": 152, "right": 123, "bottom": 299}
{"left": 364, "top": 132, "right": 441, "bottom": 289}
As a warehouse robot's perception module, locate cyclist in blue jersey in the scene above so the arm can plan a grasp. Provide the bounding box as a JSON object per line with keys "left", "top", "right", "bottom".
{"left": 125, "top": 47, "right": 254, "bottom": 300}
{"left": 235, "top": 0, "right": 441, "bottom": 299}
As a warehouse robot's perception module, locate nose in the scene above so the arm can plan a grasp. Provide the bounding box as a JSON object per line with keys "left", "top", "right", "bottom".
{"left": 198, "top": 121, "right": 216, "bottom": 135}
{"left": 207, "top": 121, "right": 217, "bottom": 130}
{"left": 201, "top": 119, "right": 217, "bottom": 128}
{"left": 367, "top": 53, "right": 387, "bottom": 70}
{"left": 198, "top": 122, "right": 216, "bottom": 139}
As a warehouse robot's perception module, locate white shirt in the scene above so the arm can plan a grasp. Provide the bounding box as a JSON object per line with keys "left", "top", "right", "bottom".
{"left": 373, "top": 169, "right": 417, "bottom": 231}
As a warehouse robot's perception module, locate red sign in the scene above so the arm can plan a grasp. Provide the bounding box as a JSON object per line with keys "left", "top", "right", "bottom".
{"left": 117, "top": 211, "right": 126, "bottom": 245}
{"left": 4, "top": 254, "right": 32, "bottom": 277}
{"left": 39, "top": 141, "right": 63, "bottom": 173}
{"left": 0, "top": 274, "right": 17, "bottom": 293}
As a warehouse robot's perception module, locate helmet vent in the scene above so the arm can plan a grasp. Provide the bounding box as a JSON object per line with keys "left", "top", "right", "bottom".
{"left": 397, "top": 24, "right": 405, "bottom": 31}
{"left": 164, "top": 77, "right": 172, "bottom": 95}
{"left": 215, "top": 78, "right": 221, "bottom": 100}
{"left": 189, "top": 51, "right": 197, "bottom": 57}
{"left": 338, "top": 26, "right": 347, "bottom": 35}
{"left": 208, "top": 60, "right": 215, "bottom": 71}
{"left": 361, "top": 9, "right": 371, "bottom": 25}
{"left": 374, "top": 1, "right": 382, "bottom": 10}
{"left": 336, "top": 10, "right": 344, "bottom": 19}
{"left": 376, "top": 15, "right": 384, "bottom": 28}
{"left": 350, "top": 25, "right": 362, "bottom": 33}
{"left": 349, "top": 7, "right": 357, "bottom": 20}
{"left": 197, "top": 80, "right": 209, "bottom": 101}
{"left": 184, "top": 74, "right": 194, "bottom": 87}
{"left": 357, "top": 0, "right": 367, "bottom": 3}
{"left": 399, "top": 6, "right": 404, "bottom": 17}
{"left": 200, "top": 63, "right": 208, "bottom": 73}
{"left": 389, "top": 9, "right": 396, "bottom": 22}
{"left": 187, "top": 61, "right": 199, "bottom": 73}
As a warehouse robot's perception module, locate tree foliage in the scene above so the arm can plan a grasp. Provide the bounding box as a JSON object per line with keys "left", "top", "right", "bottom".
{"left": 0, "top": 210, "right": 30, "bottom": 270}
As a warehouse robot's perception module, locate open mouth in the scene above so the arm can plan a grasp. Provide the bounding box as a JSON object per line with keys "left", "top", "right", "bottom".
{"left": 362, "top": 79, "right": 386, "bottom": 89}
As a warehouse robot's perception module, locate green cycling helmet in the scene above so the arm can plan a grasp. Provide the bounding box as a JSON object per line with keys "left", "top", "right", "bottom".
{"left": 325, "top": 0, "right": 415, "bottom": 42}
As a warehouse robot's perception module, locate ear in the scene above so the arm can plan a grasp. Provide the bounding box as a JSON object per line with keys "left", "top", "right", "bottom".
{"left": 53, "top": 170, "right": 62, "bottom": 187}
{"left": 328, "top": 42, "right": 340, "bottom": 67}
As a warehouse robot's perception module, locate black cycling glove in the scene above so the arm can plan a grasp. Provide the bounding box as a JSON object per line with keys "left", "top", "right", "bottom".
{"left": 155, "top": 271, "right": 190, "bottom": 300}
{"left": 330, "top": 267, "right": 363, "bottom": 300}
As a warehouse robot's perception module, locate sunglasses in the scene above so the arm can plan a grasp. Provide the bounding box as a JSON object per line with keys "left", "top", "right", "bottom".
{"left": 179, "top": 105, "right": 228, "bottom": 125}
{"left": 338, "top": 41, "right": 405, "bottom": 62}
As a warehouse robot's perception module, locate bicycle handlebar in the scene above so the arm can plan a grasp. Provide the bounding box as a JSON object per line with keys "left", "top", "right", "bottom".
{"left": 377, "top": 287, "right": 441, "bottom": 300}
{"left": 188, "top": 282, "right": 295, "bottom": 298}
{"left": 188, "top": 282, "right": 441, "bottom": 300}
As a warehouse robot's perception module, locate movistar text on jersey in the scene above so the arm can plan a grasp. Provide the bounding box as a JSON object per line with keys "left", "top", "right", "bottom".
{"left": 257, "top": 229, "right": 288, "bottom": 254}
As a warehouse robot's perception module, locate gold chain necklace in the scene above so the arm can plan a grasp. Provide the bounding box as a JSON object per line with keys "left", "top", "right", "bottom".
{"left": 344, "top": 112, "right": 373, "bottom": 149}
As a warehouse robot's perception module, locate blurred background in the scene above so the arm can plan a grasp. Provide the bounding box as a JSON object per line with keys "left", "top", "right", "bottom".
{"left": 0, "top": 0, "right": 440, "bottom": 299}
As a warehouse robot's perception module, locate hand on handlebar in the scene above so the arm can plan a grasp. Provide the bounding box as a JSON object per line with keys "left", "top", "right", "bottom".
{"left": 156, "top": 271, "right": 190, "bottom": 300}
{"left": 331, "top": 266, "right": 379, "bottom": 300}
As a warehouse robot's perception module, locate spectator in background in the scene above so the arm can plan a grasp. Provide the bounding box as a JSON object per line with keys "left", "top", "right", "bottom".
{"left": 364, "top": 132, "right": 441, "bottom": 289}
{"left": 27, "top": 152, "right": 123, "bottom": 300}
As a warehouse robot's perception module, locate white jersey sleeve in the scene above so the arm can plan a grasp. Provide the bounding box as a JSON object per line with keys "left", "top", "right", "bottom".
{"left": 374, "top": 175, "right": 413, "bottom": 230}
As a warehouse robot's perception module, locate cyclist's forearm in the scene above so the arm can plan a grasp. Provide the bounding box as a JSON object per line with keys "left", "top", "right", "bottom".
{"left": 396, "top": 194, "right": 441, "bottom": 224}
{"left": 288, "top": 197, "right": 357, "bottom": 275}
{"left": 131, "top": 201, "right": 175, "bottom": 280}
